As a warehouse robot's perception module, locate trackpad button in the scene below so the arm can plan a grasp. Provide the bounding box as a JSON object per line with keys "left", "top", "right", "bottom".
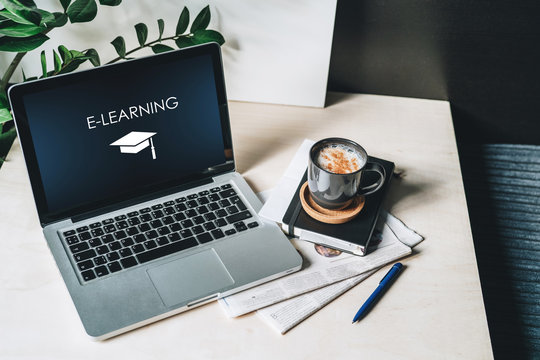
{"left": 147, "top": 249, "right": 234, "bottom": 308}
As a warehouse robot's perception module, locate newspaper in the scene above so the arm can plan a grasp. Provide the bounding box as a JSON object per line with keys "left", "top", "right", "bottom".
{"left": 218, "top": 214, "right": 417, "bottom": 318}
{"left": 256, "top": 211, "right": 422, "bottom": 334}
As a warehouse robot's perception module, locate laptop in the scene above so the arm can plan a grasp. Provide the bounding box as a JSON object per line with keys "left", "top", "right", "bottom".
{"left": 8, "top": 42, "right": 302, "bottom": 340}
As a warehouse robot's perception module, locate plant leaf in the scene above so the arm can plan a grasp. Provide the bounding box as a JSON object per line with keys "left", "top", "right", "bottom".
{"left": 0, "top": 0, "right": 42, "bottom": 26}
{"left": 53, "top": 50, "right": 61, "bottom": 72}
{"left": 0, "top": 107, "right": 12, "bottom": 125}
{"left": 84, "top": 48, "right": 100, "bottom": 66}
{"left": 151, "top": 44, "right": 174, "bottom": 54}
{"left": 190, "top": 5, "right": 210, "bottom": 33}
{"left": 60, "top": 0, "right": 72, "bottom": 12}
{"left": 0, "top": 33, "right": 48, "bottom": 51}
{"left": 157, "top": 18, "right": 164, "bottom": 40}
{"left": 40, "top": 50, "right": 47, "bottom": 78}
{"left": 191, "top": 29, "right": 225, "bottom": 46}
{"left": 58, "top": 45, "right": 72, "bottom": 62}
{"left": 99, "top": 0, "right": 121, "bottom": 5}
{"left": 175, "top": 36, "right": 195, "bottom": 49}
{"left": 0, "top": 91, "right": 8, "bottom": 107}
{"left": 176, "top": 7, "right": 189, "bottom": 35}
{"left": 69, "top": 49, "right": 85, "bottom": 58}
{"left": 48, "top": 12, "right": 68, "bottom": 27}
{"left": 110, "top": 36, "right": 125, "bottom": 58}
{"left": 58, "top": 58, "right": 85, "bottom": 74}
{"left": 38, "top": 9, "right": 55, "bottom": 27}
{"left": 0, "top": 20, "right": 43, "bottom": 37}
{"left": 67, "top": 0, "right": 98, "bottom": 23}
{"left": 134, "top": 23, "right": 147, "bottom": 46}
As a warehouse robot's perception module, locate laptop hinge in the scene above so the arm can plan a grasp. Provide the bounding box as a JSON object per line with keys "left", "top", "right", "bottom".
{"left": 70, "top": 177, "right": 213, "bottom": 224}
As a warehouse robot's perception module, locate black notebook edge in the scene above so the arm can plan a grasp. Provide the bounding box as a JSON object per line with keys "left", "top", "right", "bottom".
{"left": 281, "top": 156, "right": 395, "bottom": 256}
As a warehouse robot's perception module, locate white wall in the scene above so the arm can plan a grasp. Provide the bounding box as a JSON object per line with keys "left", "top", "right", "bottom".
{"left": 1, "top": 0, "right": 337, "bottom": 107}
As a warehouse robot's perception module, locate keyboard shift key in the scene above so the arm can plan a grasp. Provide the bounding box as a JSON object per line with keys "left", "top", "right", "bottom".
{"left": 77, "top": 259, "right": 94, "bottom": 271}
{"left": 73, "top": 249, "right": 96, "bottom": 262}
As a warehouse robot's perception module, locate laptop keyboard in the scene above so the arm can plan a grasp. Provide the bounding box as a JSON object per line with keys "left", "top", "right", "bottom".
{"left": 60, "top": 184, "right": 259, "bottom": 283}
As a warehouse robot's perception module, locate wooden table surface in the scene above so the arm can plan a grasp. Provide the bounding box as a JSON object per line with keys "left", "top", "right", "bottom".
{"left": 0, "top": 92, "right": 493, "bottom": 359}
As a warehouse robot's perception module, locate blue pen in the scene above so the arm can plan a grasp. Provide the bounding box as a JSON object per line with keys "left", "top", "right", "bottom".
{"left": 352, "top": 263, "right": 404, "bottom": 323}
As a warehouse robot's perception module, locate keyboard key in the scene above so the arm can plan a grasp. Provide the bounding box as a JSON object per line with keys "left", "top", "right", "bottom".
{"left": 164, "top": 206, "right": 176, "bottom": 215}
{"left": 187, "top": 200, "right": 198, "bottom": 208}
{"left": 150, "top": 219, "right": 163, "bottom": 229}
{"left": 76, "top": 226, "right": 89, "bottom": 233}
{"left": 132, "top": 244, "right": 145, "bottom": 253}
{"left": 157, "top": 236, "right": 169, "bottom": 246}
{"left": 219, "top": 199, "right": 231, "bottom": 207}
{"left": 187, "top": 194, "right": 198, "bottom": 199}
{"left": 180, "top": 229, "right": 193, "bottom": 238}
{"left": 151, "top": 204, "right": 163, "bottom": 210}
{"left": 136, "top": 238, "right": 199, "bottom": 264}
{"left": 146, "top": 230, "right": 159, "bottom": 239}
{"left": 63, "top": 230, "right": 76, "bottom": 237}
{"left": 109, "top": 241, "right": 122, "bottom": 251}
{"left": 197, "top": 205, "right": 209, "bottom": 214}
{"left": 101, "top": 234, "right": 114, "bottom": 243}
{"left": 65, "top": 235, "right": 79, "bottom": 245}
{"left": 210, "top": 187, "right": 221, "bottom": 193}
{"left": 174, "top": 213, "right": 186, "bottom": 222}
{"left": 134, "top": 234, "right": 146, "bottom": 243}
{"left": 78, "top": 231, "right": 91, "bottom": 241}
{"left": 102, "top": 218, "right": 114, "bottom": 225}
{"left": 119, "top": 248, "right": 133, "bottom": 257}
{"left": 167, "top": 233, "right": 180, "bottom": 242}
{"left": 120, "top": 256, "right": 138, "bottom": 268}
{"left": 192, "top": 225, "right": 204, "bottom": 235}
{"left": 96, "top": 245, "right": 109, "bottom": 255}
{"left": 140, "top": 214, "right": 152, "bottom": 222}
{"left": 107, "top": 261, "right": 122, "bottom": 273}
{"left": 116, "top": 220, "right": 129, "bottom": 229}
{"left": 107, "top": 251, "right": 120, "bottom": 261}
{"left": 94, "top": 256, "right": 107, "bottom": 265}
{"left": 226, "top": 210, "right": 253, "bottom": 224}
{"left": 203, "top": 222, "right": 216, "bottom": 231}
{"left": 181, "top": 219, "right": 194, "bottom": 228}
{"left": 215, "top": 218, "right": 227, "bottom": 227}
{"left": 175, "top": 197, "right": 186, "bottom": 203}
{"left": 209, "top": 193, "right": 220, "bottom": 201}
{"left": 104, "top": 224, "right": 116, "bottom": 233}
{"left": 120, "top": 237, "right": 134, "bottom": 247}
{"left": 175, "top": 203, "right": 187, "bottom": 212}
{"left": 197, "top": 197, "right": 209, "bottom": 205}
{"left": 128, "top": 217, "right": 141, "bottom": 226}
{"left": 91, "top": 228, "right": 104, "bottom": 237}
{"left": 77, "top": 259, "right": 94, "bottom": 271}
{"left": 234, "top": 222, "right": 248, "bottom": 232}
{"left": 215, "top": 209, "right": 227, "bottom": 218}
{"left": 144, "top": 240, "right": 157, "bottom": 250}
{"left": 211, "top": 229, "right": 225, "bottom": 239}
{"left": 126, "top": 226, "right": 139, "bottom": 236}
{"left": 169, "top": 223, "right": 182, "bottom": 232}
{"left": 81, "top": 270, "right": 96, "bottom": 281}
{"left": 157, "top": 226, "right": 171, "bottom": 236}
{"left": 114, "top": 230, "right": 127, "bottom": 240}
{"left": 225, "top": 229, "right": 237, "bottom": 236}
{"left": 95, "top": 265, "right": 109, "bottom": 277}
{"left": 73, "top": 249, "right": 96, "bottom": 262}
{"left": 152, "top": 210, "right": 164, "bottom": 218}
{"left": 221, "top": 184, "right": 232, "bottom": 189}
{"left": 185, "top": 209, "right": 197, "bottom": 218}
{"left": 219, "top": 189, "right": 237, "bottom": 198}
{"left": 198, "top": 190, "right": 210, "bottom": 196}
{"left": 230, "top": 196, "right": 247, "bottom": 211}
{"left": 139, "top": 207, "right": 151, "bottom": 214}
{"left": 139, "top": 223, "right": 151, "bottom": 232}
{"left": 164, "top": 200, "right": 175, "bottom": 206}
{"left": 89, "top": 222, "right": 102, "bottom": 229}
{"left": 114, "top": 215, "right": 127, "bottom": 221}
{"left": 197, "top": 232, "right": 213, "bottom": 244}
{"left": 248, "top": 222, "right": 259, "bottom": 228}
{"left": 226, "top": 205, "right": 239, "bottom": 214}
{"left": 204, "top": 212, "right": 217, "bottom": 222}
{"left": 127, "top": 211, "right": 139, "bottom": 217}
{"left": 193, "top": 216, "right": 205, "bottom": 225}
{"left": 88, "top": 238, "right": 102, "bottom": 247}
{"left": 208, "top": 202, "right": 220, "bottom": 211}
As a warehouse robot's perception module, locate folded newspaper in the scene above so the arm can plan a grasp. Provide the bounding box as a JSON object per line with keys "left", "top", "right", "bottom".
{"left": 218, "top": 139, "right": 423, "bottom": 333}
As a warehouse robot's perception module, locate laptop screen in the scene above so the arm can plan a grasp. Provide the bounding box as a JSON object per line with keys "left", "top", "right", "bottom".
{"left": 10, "top": 44, "right": 234, "bottom": 225}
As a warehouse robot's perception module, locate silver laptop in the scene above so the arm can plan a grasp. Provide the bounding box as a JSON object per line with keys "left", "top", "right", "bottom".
{"left": 8, "top": 43, "right": 302, "bottom": 340}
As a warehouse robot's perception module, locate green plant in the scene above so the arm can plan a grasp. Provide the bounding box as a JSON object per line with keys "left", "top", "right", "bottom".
{"left": 0, "top": 0, "right": 224, "bottom": 137}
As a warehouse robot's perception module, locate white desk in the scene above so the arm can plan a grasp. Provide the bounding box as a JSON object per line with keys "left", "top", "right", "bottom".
{"left": 0, "top": 93, "right": 493, "bottom": 359}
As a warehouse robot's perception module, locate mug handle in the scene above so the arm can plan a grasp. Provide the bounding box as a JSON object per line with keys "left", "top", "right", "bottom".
{"left": 357, "top": 161, "right": 386, "bottom": 196}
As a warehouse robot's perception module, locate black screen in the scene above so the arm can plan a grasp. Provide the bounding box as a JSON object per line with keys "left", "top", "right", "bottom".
{"left": 17, "top": 47, "right": 231, "bottom": 221}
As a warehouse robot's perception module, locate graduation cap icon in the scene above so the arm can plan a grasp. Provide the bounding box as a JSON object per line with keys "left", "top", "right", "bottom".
{"left": 110, "top": 131, "right": 157, "bottom": 160}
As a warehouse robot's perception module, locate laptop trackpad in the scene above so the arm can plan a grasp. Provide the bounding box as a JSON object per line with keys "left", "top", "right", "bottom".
{"left": 147, "top": 249, "right": 235, "bottom": 308}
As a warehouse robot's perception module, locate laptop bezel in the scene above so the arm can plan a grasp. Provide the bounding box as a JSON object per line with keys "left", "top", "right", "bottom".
{"left": 8, "top": 42, "right": 235, "bottom": 227}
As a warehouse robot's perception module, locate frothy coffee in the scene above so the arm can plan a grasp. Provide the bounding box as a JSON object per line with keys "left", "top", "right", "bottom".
{"left": 316, "top": 144, "right": 365, "bottom": 174}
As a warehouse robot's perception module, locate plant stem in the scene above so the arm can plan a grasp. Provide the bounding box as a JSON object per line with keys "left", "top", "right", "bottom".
{"left": 106, "top": 34, "right": 189, "bottom": 65}
{"left": 0, "top": 52, "right": 27, "bottom": 92}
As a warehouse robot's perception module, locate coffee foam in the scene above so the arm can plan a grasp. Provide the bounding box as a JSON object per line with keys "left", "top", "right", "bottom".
{"left": 316, "top": 144, "right": 365, "bottom": 174}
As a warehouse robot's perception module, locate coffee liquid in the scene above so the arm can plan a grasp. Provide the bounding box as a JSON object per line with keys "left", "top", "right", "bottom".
{"left": 316, "top": 144, "right": 365, "bottom": 174}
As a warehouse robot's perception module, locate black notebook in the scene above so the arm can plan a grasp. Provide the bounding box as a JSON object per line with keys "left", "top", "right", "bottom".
{"left": 281, "top": 156, "right": 395, "bottom": 256}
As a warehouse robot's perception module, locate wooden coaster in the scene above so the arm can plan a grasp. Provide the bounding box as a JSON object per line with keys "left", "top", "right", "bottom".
{"left": 299, "top": 182, "right": 365, "bottom": 224}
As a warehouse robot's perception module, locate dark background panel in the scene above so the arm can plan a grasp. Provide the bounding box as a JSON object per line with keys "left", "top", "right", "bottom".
{"left": 327, "top": 0, "right": 540, "bottom": 144}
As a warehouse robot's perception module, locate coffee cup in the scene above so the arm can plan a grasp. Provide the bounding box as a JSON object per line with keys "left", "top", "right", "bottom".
{"left": 307, "top": 138, "right": 386, "bottom": 210}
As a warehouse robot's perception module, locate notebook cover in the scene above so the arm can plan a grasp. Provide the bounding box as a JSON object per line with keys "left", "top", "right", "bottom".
{"left": 282, "top": 156, "right": 395, "bottom": 255}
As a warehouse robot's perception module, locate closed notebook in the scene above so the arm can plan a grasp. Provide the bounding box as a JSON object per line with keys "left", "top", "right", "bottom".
{"left": 281, "top": 156, "right": 395, "bottom": 255}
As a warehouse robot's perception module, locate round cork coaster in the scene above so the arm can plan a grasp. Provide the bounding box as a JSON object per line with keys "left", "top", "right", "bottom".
{"left": 299, "top": 182, "right": 365, "bottom": 224}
